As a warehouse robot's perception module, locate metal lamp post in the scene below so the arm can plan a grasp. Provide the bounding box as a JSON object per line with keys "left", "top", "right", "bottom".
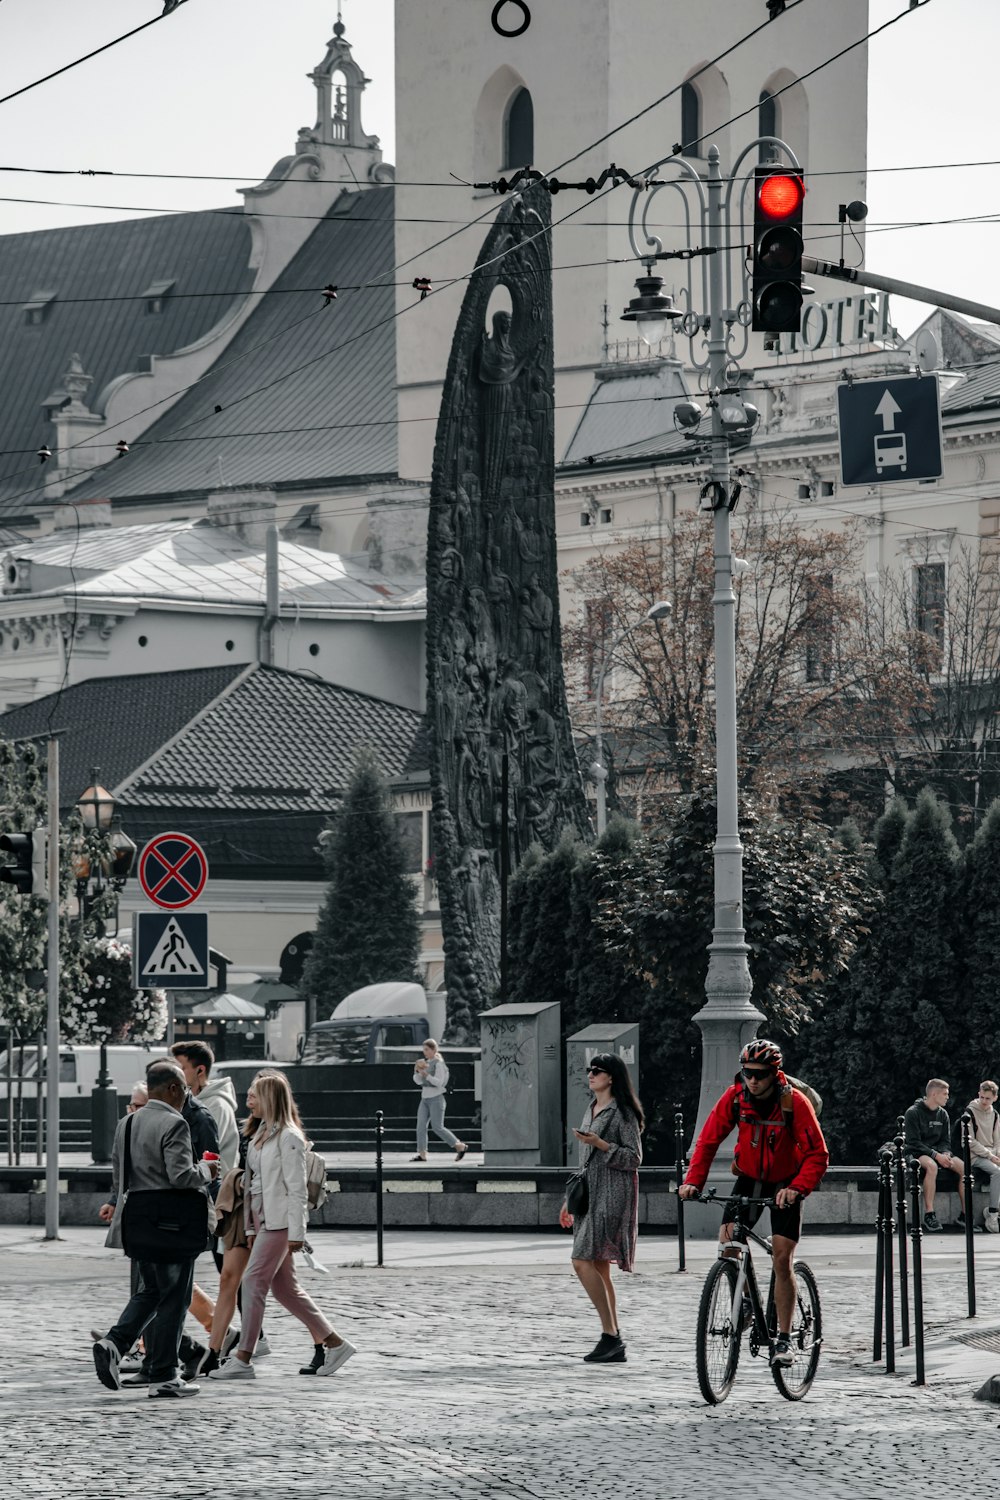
{"left": 591, "top": 600, "right": 672, "bottom": 837}
{"left": 620, "top": 137, "right": 800, "bottom": 1131}
{"left": 76, "top": 770, "right": 136, "bottom": 1163}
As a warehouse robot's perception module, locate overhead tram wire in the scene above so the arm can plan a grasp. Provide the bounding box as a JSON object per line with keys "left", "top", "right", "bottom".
{"left": 0, "top": 0, "right": 193, "bottom": 109}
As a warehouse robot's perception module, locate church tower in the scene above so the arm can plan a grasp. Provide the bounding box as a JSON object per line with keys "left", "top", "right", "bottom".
{"left": 394, "top": 0, "right": 869, "bottom": 479}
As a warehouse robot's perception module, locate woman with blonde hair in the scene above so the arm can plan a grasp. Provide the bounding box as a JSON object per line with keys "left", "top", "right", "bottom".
{"left": 210, "top": 1071, "right": 355, "bottom": 1379}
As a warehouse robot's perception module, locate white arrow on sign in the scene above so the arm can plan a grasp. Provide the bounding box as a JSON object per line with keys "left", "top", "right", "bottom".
{"left": 142, "top": 916, "right": 205, "bottom": 977}
{"left": 875, "top": 390, "right": 902, "bottom": 432}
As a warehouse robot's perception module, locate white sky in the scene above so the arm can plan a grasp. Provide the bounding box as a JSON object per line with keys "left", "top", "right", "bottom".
{"left": 0, "top": 0, "right": 996, "bottom": 337}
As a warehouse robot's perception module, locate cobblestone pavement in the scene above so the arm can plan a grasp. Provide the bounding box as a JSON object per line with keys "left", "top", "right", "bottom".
{"left": 4, "top": 1227, "right": 1000, "bottom": 1500}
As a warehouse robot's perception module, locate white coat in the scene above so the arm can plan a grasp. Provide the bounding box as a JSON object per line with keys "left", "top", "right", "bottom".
{"left": 243, "top": 1123, "right": 309, "bottom": 1244}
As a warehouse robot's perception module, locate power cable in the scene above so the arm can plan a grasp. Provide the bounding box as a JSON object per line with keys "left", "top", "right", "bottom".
{"left": 0, "top": 1, "right": 192, "bottom": 109}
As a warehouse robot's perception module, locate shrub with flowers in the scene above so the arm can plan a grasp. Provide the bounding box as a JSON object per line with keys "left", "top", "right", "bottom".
{"left": 62, "top": 936, "right": 167, "bottom": 1044}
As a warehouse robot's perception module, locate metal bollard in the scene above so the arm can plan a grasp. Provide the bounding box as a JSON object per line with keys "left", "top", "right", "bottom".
{"left": 881, "top": 1150, "right": 895, "bottom": 1374}
{"left": 375, "top": 1109, "right": 385, "bottom": 1268}
{"left": 894, "top": 1128, "right": 910, "bottom": 1347}
{"left": 874, "top": 1151, "right": 886, "bottom": 1363}
{"left": 674, "top": 1104, "right": 686, "bottom": 1273}
{"left": 909, "top": 1156, "right": 926, "bottom": 1386}
{"left": 961, "top": 1112, "right": 976, "bottom": 1317}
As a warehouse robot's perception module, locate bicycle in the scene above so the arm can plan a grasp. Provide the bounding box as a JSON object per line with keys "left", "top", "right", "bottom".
{"left": 691, "top": 1189, "right": 823, "bottom": 1405}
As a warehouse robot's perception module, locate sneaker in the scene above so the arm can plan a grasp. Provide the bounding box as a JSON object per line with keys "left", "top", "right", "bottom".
{"left": 121, "top": 1371, "right": 152, "bottom": 1388}
{"left": 93, "top": 1338, "right": 122, "bottom": 1392}
{"left": 317, "top": 1338, "right": 357, "bottom": 1376}
{"left": 300, "top": 1343, "right": 326, "bottom": 1376}
{"left": 221, "top": 1327, "right": 240, "bottom": 1358}
{"left": 149, "top": 1378, "right": 200, "bottom": 1398}
{"left": 956, "top": 1211, "right": 967, "bottom": 1227}
{"left": 119, "top": 1352, "right": 145, "bottom": 1374}
{"left": 208, "top": 1357, "right": 256, "bottom": 1381}
{"left": 193, "top": 1347, "right": 220, "bottom": 1379}
{"left": 770, "top": 1333, "right": 794, "bottom": 1368}
{"left": 254, "top": 1334, "right": 272, "bottom": 1358}
{"left": 583, "top": 1332, "right": 626, "bottom": 1364}
{"left": 923, "top": 1211, "right": 942, "bottom": 1232}
{"left": 984, "top": 1209, "right": 1000, "bottom": 1234}
{"left": 89, "top": 1328, "right": 104, "bottom": 1344}
{"left": 179, "top": 1336, "right": 208, "bottom": 1383}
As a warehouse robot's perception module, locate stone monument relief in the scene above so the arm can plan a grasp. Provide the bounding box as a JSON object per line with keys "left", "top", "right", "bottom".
{"left": 426, "top": 187, "right": 590, "bottom": 1032}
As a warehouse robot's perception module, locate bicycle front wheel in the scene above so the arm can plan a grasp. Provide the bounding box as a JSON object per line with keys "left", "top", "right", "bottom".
{"left": 770, "top": 1260, "right": 822, "bottom": 1400}
{"left": 695, "top": 1258, "right": 742, "bottom": 1404}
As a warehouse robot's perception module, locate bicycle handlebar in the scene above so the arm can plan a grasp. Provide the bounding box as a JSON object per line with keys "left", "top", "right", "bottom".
{"left": 689, "top": 1189, "right": 779, "bottom": 1209}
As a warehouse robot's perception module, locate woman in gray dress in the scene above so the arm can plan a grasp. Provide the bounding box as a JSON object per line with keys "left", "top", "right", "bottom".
{"left": 559, "top": 1053, "right": 643, "bottom": 1363}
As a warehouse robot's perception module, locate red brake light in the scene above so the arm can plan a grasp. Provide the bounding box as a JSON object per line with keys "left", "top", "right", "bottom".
{"left": 757, "top": 173, "right": 804, "bottom": 220}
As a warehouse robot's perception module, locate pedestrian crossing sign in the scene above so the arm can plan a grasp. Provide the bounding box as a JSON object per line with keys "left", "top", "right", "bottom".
{"left": 133, "top": 910, "right": 211, "bottom": 989}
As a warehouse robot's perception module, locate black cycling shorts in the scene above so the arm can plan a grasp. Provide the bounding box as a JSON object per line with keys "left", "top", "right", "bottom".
{"left": 721, "top": 1174, "right": 802, "bottom": 1243}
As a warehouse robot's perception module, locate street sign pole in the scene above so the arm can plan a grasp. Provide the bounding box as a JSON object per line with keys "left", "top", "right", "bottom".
{"left": 44, "top": 736, "right": 59, "bottom": 1241}
{"left": 803, "top": 255, "right": 1000, "bottom": 329}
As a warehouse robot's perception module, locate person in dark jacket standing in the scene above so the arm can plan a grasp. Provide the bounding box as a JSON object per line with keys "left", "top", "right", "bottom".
{"left": 93, "top": 1061, "right": 218, "bottom": 1399}
{"left": 679, "top": 1039, "right": 828, "bottom": 1369}
{"left": 903, "top": 1078, "right": 965, "bottom": 1232}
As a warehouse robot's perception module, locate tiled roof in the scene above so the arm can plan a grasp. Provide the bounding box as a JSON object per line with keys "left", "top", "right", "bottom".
{"left": 0, "top": 663, "right": 246, "bottom": 808}
{"left": 941, "top": 361, "right": 1000, "bottom": 417}
{"left": 0, "top": 210, "right": 254, "bottom": 511}
{"left": 67, "top": 187, "right": 397, "bottom": 503}
{"left": 118, "top": 664, "right": 425, "bottom": 814}
{"left": 560, "top": 359, "right": 693, "bottom": 468}
{"left": 0, "top": 663, "right": 428, "bottom": 879}
{"left": 11, "top": 518, "right": 425, "bottom": 613}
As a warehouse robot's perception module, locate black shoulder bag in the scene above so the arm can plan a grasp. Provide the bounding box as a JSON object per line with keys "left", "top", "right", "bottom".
{"left": 120, "top": 1113, "right": 210, "bottom": 1264}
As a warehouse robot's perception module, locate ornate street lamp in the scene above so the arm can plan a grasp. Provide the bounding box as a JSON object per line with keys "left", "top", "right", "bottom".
{"left": 75, "top": 769, "right": 136, "bottom": 1163}
{"left": 620, "top": 134, "right": 803, "bottom": 1135}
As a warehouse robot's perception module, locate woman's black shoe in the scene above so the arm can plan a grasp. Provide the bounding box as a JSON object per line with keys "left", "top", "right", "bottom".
{"left": 583, "top": 1333, "right": 626, "bottom": 1364}
{"left": 300, "top": 1343, "right": 326, "bottom": 1375}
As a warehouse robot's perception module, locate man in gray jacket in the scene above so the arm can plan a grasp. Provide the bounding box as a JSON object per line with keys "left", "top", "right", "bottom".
{"left": 92, "top": 1061, "right": 218, "bottom": 1399}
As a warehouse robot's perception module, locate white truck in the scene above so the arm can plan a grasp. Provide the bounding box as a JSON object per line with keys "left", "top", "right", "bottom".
{"left": 299, "top": 983, "right": 447, "bottom": 1065}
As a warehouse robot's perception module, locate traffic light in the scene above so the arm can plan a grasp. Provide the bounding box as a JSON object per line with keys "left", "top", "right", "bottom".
{"left": 0, "top": 830, "right": 47, "bottom": 897}
{"left": 751, "top": 168, "right": 805, "bottom": 334}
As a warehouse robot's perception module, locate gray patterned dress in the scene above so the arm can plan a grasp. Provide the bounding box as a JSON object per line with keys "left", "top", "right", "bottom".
{"left": 570, "top": 1098, "right": 642, "bottom": 1271}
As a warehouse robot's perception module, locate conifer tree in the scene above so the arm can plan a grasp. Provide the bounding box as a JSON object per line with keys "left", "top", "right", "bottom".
{"left": 958, "top": 798, "right": 1000, "bottom": 1086}
{"left": 300, "top": 747, "right": 421, "bottom": 1022}
{"left": 881, "top": 788, "right": 963, "bottom": 1098}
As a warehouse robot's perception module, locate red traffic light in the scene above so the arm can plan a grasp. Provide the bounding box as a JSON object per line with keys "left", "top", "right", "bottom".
{"left": 756, "top": 173, "right": 804, "bottom": 221}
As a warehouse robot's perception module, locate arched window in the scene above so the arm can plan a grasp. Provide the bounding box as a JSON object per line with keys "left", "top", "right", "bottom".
{"left": 759, "top": 89, "right": 778, "bottom": 157}
{"left": 681, "top": 81, "right": 701, "bottom": 157}
{"left": 505, "top": 87, "right": 533, "bottom": 169}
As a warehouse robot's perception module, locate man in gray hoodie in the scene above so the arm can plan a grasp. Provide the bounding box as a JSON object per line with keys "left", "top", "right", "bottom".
{"left": 171, "top": 1040, "right": 239, "bottom": 1172}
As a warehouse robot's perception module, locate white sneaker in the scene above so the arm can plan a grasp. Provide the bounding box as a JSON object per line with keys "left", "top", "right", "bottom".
{"left": 317, "top": 1339, "right": 356, "bottom": 1376}
{"left": 985, "top": 1209, "right": 1000, "bottom": 1234}
{"left": 208, "top": 1357, "right": 255, "bottom": 1381}
{"left": 254, "top": 1334, "right": 272, "bottom": 1357}
{"left": 119, "top": 1352, "right": 145, "bottom": 1374}
{"left": 149, "top": 1378, "right": 200, "bottom": 1398}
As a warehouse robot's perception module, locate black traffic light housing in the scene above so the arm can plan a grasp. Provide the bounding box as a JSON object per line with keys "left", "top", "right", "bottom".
{"left": 0, "top": 830, "right": 47, "bottom": 897}
{"left": 751, "top": 168, "right": 805, "bottom": 334}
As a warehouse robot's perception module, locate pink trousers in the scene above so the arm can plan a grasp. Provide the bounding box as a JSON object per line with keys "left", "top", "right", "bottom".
{"left": 239, "top": 1206, "right": 333, "bottom": 1355}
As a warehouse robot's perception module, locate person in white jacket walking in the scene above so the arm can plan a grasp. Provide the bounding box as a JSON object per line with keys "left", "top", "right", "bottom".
{"left": 210, "top": 1072, "right": 355, "bottom": 1379}
{"left": 411, "top": 1039, "right": 467, "bottom": 1162}
{"left": 964, "top": 1080, "right": 1000, "bottom": 1232}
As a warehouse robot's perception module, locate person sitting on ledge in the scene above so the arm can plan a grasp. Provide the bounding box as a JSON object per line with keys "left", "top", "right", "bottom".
{"left": 903, "top": 1078, "right": 965, "bottom": 1233}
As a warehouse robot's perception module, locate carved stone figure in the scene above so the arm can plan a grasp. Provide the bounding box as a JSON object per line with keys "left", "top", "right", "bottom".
{"left": 426, "top": 188, "right": 590, "bottom": 1034}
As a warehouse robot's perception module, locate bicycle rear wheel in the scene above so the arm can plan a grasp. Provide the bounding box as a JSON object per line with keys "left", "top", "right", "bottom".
{"left": 769, "top": 1260, "right": 822, "bottom": 1400}
{"left": 695, "top": 1258, "right": 742, "bottom": 1404}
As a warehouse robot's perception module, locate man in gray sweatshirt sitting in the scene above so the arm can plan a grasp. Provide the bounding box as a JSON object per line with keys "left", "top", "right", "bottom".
{"left": 903, "top": 1077, "right": 965, "bottom": 1232}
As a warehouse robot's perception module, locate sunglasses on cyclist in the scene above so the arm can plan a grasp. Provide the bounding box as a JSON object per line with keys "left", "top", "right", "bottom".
{"left": 742, "top": 1066, "right": 775, "bottom": 1081}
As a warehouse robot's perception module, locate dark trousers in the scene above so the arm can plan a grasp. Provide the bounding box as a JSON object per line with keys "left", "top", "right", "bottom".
{"left": 107, "top": 1258, "right": 196, "bottom": 1384}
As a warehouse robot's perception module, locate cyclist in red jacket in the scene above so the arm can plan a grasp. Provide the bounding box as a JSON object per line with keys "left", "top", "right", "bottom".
{"left": 678, "top": 1039, "right": 828, "bottom": 1367}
